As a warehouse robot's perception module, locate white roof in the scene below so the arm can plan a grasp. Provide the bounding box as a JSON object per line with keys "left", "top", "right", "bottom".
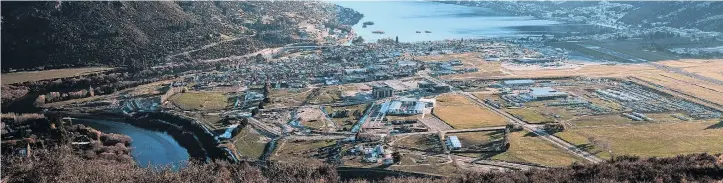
{"left": 447, "top": 136, "right": 462, "bottom": 148}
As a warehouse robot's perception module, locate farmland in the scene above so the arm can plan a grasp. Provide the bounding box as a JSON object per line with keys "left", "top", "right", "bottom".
{"left": 557, "top": 121, "right": 723, "bottom": 158}
{"left": 433, "top": 94, "right": 507, "bottom": 129}
{"left": 168, "top": 92, "right": 229, "bottom": 111}
{"left": 232, "top": 127, "right": 269, "bottom": 160}
{"left": 1, "top": 67, "right": 112, "bottom": 85}
{"left": 488, "top": 131, "right": 585, "bottom": 167}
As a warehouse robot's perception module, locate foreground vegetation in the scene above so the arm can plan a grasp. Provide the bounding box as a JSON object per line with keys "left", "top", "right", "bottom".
{"left": 3, "top": 145, "right": 722, "bottom": 183}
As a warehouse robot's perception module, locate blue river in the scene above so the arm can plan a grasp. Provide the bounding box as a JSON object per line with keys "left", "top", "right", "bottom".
{"left": 74, "top": 119, "right": 190, "bottom": 169}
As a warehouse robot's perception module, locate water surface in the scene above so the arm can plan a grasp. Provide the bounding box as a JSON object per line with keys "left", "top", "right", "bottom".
{"left": 335, "top": 1, "right": 560, "bottom": 42}
{"left": 75, "top": 119, "right": 189, "bottom": 169}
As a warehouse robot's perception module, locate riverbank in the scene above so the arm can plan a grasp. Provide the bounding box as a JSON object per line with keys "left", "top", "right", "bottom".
{"left": 54, "top": 111, "right": 233, "bottom": 166}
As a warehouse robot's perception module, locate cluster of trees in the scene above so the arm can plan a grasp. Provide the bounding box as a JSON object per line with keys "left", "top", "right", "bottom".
{"left": 37, "top": 87, "right": 94, "bottom": 104}
{"left": 542, "top": 122, "right": 565, "bottom": 134}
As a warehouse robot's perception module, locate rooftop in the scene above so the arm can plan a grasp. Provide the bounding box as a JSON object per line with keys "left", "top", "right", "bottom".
{"left": 503, "top": 79, "right": 535, "bottom": 85}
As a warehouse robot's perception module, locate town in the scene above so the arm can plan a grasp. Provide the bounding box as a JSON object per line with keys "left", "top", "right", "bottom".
{"left": 17, "top": 35, "right": 719, "bottom": 176}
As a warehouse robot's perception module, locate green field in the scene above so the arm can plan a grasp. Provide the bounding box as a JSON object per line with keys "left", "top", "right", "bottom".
{"left": 392, "top": 134, "right": 442, "bottom": 153}
{"left": 322, "top": 104, "right": 368, "bottom": 130}
{"left": 233, "top": 127, "right": 268, "bottom": 160}
{"left": 1, "top": 67, "right": 112, "bottom": 85}
{"left": 169, "top": 92, "right": 228, "bottom": 111}
{"left": 434, "top": 94, "right": 507, "bottom": 129}
{"left": 506, "top": 108, "right": 554, "bottom": 124}
{"left": 556, "top": 121, "right": 723, "bottom": 159}
{"left": 487, "top": 131, "right": 585, "bottom": 167}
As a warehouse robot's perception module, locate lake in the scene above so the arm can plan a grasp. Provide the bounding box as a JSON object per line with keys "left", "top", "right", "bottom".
{"left": 74, "top": 119, "right": 190, "bottom": 169}
{"left": 334, "top": 1, "right": 561, "bottom": 42}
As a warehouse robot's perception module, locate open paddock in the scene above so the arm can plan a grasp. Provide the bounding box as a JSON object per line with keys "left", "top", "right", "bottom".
{"left": 556, "top": 120, "right": 723, "bottom": 159}
{"left": 485, "top": 131, "right": 585, "bottom": 167}
{"left": 322, "top": 103, "right": 369, "bottom": 130}
{"left": 233, "top": 127, "right": 270, "bottom": 160}
{"left": 168, "top": 92, "right": 229, "bottom": 111}
{"left": 1, "top": 67, "right": 112, "bottom": 85}
{"left": 391, "top": 134, "right": 442, "bottom": 153}
{"left": 433, "top": 93, "right": 507, "bottom": 129}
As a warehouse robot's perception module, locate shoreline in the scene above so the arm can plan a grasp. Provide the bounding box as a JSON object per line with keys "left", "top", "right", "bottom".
{"left": 54, "top": 111, "right": 232, "bottom": 164}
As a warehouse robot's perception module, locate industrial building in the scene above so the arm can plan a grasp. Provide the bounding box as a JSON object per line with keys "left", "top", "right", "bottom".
{"left": 446, "top": 136, "right": 462, "bottom": 150}
{"left": 387, "top": 98, "right": 430, "bottom": 115}
{"left": 418, "top": 81, "right": 435, "bottom": 88}
{"left": 372, "top": 85, "right": 394, "bottom": 99}
{"left": 528, "top": 87, "right": 568, "bottom": 100}
{"left": 503, "top": 79, "right": 535, "bottom": 87}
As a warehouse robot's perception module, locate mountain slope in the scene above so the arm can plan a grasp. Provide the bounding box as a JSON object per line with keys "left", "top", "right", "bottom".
{"left": 444, "top": 1, "right": 723, "bottom": 32}
{"left": 1, "top": 1, "right": 362, "bottom": 71}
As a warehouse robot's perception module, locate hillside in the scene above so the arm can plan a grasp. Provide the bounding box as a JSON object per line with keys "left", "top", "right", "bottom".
{"left": 444, "top": 1, "right": 723, "bottom": 32}
{"left": 1, "top": 1, "right": 362, "bottom": 71}
{"left": 2, "top": 145, "right": 722, "bottom": 182}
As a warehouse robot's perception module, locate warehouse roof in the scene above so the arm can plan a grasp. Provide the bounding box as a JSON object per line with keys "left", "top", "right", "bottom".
{"left": 530, "top": 87, "right": 568, "bottom": 98}
{"left": 447, "top": 136, "right": 462, "bottom": 148}
{"left": 503, "top": 79, "right": 535, "bottom": 85}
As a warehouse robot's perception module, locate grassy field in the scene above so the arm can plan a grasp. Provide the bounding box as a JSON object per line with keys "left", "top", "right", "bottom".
{"left": 557, "top": 121, "right": 723, "bottom": 158}
{"left": 308, "top": 86, "right": 342, "bottom": 104}
{"left": 267, "top": 88, "right": 313, "bottom": 108}
{"left": 233, "top": 127, "right": 269, "bottom": 160}
{"left": 659, "top": 59, "right": 723, "bottom": 81}
{"left": 322, "top": 104, "right": 368, "bottom": 130}
{"left": 506, "top": 108, "right": 554, "bottom": 124}
{"left": 569, "top": 114, "right": 636, "bottom": 127}
{"left": 389, "top": 154, "right": 456, "bottom": 176}
{"left": 303, "top": 119, "right": 327, "bottom": 130}
{"left": 392, "top": 134, "right": 442, "bottom": 153}
{"left": 169, "top": 92, "right": 228, "bottom": 111}
{"left": 190, "top": 113, "right": 224, "bottom": 129}
{"left": 448, "top": 131, "right": 502, "bottom": 146}
{"left": 488, "top": 131, "right": 585, "bottom": 167}
{"left": 1, "top": 67, "right": 112, "bottom": 85}
{"left": 635, "top": 72, "right": 723, "bottom": 107}
{"left": 447, "top": 131, "right": 504, "bottom": 151}
{"left": 554, "top": 131, "right": 612, "bottom": 159}
{"left": 273, "top": 140, "right": 336, "bottom": 164}
{"left": 434, "top": 94, "right": 507, "bottom": 129}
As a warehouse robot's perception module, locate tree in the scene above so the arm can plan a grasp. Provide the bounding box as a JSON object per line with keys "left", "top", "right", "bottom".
{"left": 255, "top": 53, "right": 265, "bottom": 63}
{"left": 543, "top": 122, "right": 565, "bottom": 134}
{"left": 395, "top": 36, "right": 399, "bottom": 44}
{"left": 351, "top": 36, "right": 364, "bottom": 45}
{"left": 392, "top": 152, "right": 402, "bottom": 164}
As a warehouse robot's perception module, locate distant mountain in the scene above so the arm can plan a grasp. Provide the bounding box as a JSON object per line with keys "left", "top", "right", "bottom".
{"left": 1, "top": 1, "right": 362, "bottom": 71}
{"left": 444, "top": 1, "right": 723, "bottom": 32}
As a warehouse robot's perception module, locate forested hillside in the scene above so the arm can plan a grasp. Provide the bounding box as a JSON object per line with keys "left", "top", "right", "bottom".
{"left": 1, "top": 1, "right": 362, "bottom": 71}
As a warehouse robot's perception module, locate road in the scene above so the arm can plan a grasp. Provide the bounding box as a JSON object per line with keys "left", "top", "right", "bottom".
{"left": 419, "top": 70, "right": 605, "bottom": 164}
{"left": 647, "top": 62, "right": 723, "bottom": 86}
{"left": 247, "top": 117, "right": 282, "bottom": 137}
{"left": 391, "top": 126, "right": 507, "bottom": 137}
